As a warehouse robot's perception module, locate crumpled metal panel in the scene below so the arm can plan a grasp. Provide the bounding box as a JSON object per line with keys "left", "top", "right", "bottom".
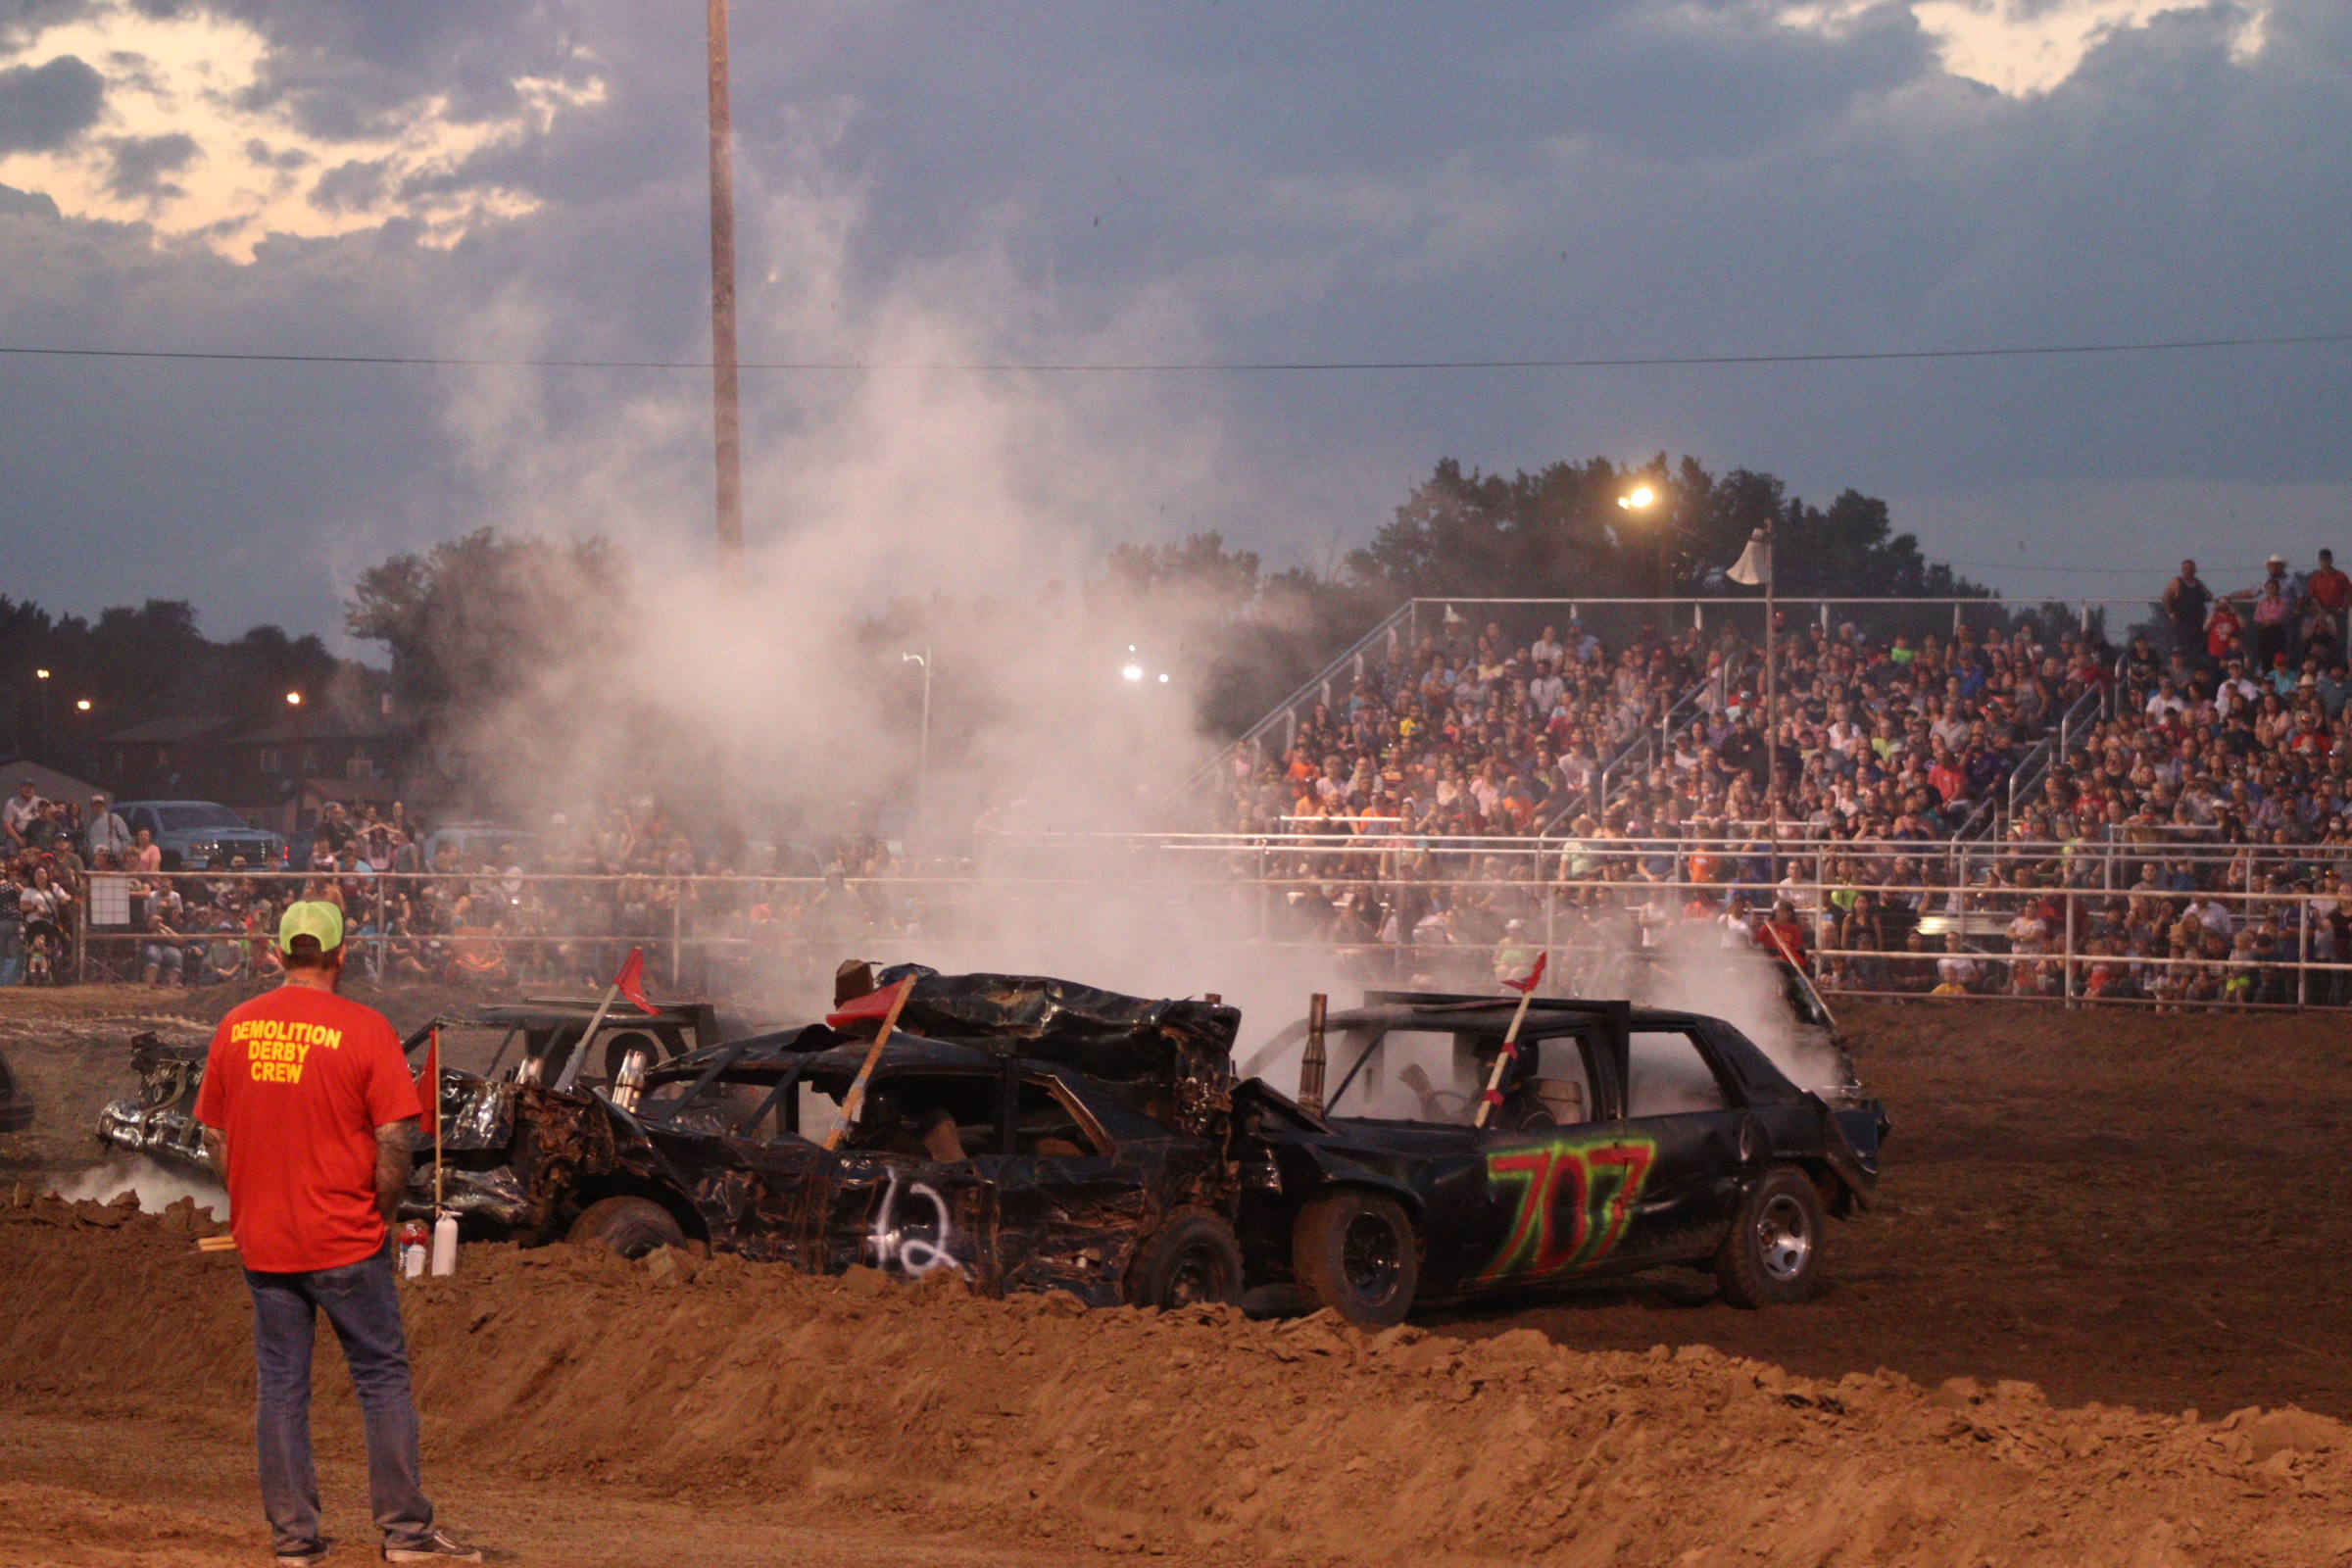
{"left": 411, "top": 1162, "right": 532, "bottom": 1225}
{"left": 437, "top": 1077, "right": 515, "bottom": 1152}
{"left": 873, "top": 966, "right": 1236, "bottom": 1137}
{"left": 505, "top": 1085, "right": 618, "bottom": 1238}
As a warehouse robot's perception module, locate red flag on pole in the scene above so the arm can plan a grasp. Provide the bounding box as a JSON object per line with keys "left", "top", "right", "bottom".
{"left": 413, "top": 1030, "right": 439, "bottom": 1139}
{"left": 826, "top": 976, "right": 913, "bottom": 1031}
{"left": 1502, "top": 950, "right": 1548, "bottom": 997}
{"left": 613, "top": 948, "right": 661, "bottom": 1016}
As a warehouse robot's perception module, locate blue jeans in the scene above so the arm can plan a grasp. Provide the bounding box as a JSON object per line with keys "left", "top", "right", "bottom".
{"left": 244, "top": 1239, "right": 435, "bottom": 1554}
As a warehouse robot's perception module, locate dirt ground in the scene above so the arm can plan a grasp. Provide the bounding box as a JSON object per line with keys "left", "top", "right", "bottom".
{"left": 5, "top": 987, "right": 2352, "bottom": 1565}
{"left": 1437, "top": 1000, "right": 2352, "bottom": 1423}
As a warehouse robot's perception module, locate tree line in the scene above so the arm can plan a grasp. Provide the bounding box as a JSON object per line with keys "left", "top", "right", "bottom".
{"left": 4, "top": 455, "right": 2000, "bottom": 767}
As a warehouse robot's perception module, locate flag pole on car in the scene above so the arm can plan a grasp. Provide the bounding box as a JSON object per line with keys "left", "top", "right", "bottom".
{"left": 552, "top": 948, "right": 662, "bottom": 1095}
{"left": 824, "top": 974, "right": 917, "bottom": 1151}
{"left": 1472, "top": 951, "right": 1547, "bottom": 1130}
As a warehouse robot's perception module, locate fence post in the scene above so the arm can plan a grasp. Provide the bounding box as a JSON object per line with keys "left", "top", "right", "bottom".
{"left": 2063, "top": 888, "right": 2077, "bottom": 1008}
{"left": 671, "top": 895, "right": 683, "bottom": 989}
{"left": 76, "top": 868, "right": 88, "bottom": 984}
{"left": 2299, "top": 894, "right": 2310, "bottom": 1008}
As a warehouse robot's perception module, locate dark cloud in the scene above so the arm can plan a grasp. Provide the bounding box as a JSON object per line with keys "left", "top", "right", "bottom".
{"left": 0, "top": 179, "right": 59, "bottom": 218}
{"left": 0, "top": 0, "right": 2348, "bottom": 639}
{"left": 101, "top": 130, "right": 200, "bottom": 200}
{"left": 308, "top": 156, "right": 388, "bottom": 212}
{"left": 0, "top": 0, "right": 91, "bottom": 51}
{"left": 242, "top": 137, "right": 310, "bottom": 171}
{"left": 209, "top": 0, "right": 598, "bottom": 140}
{"left": 0, "top": 53, "right": 103, "bottom": 154}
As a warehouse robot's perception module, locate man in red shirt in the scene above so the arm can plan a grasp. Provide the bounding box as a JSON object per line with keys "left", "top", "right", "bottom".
{"left": 196, "top": 902, "right": 483, "bottom": 1566}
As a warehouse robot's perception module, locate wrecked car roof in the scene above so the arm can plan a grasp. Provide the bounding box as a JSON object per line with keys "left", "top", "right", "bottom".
{"left": 648, "top": 1028, "right": 1001, "bottom": 1084}
{"left": 871, "top": 966, "right": 1238, "bottom": 1081}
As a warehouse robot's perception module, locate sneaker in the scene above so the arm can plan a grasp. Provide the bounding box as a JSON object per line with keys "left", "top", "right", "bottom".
{"left": 380, "top": 1532, "right": 483, "bottom": 1564}
{"left": 276, "top": 1544, "right": 332, "bottom": 1568}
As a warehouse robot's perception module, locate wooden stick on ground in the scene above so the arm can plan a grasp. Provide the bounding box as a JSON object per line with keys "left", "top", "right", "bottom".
{"left": 825, "top": 979, "right": 914, "bottom": 1152}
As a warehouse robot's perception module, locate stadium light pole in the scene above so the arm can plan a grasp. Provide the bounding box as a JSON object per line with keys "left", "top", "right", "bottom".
{"left": 1617, "top": 484, "right": 1670, "bottom": 604}
{"left": 706, "top": 0, "right": 744, "bottom": 564}
{"left": 902, "top": 649, "right": 932, "bottom": 834}
{"left": 1728, "top": 525, "right": 1779, "bottom": 847}
{"left": 33, "top": 667, "right": 49, "bottom": 761}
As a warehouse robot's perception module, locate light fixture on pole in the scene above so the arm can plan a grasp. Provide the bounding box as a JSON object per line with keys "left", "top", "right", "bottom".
{"left": 1617, "top": 484, "right": 1670, "bottom": 599}
{"left": 901, "top": 648, "right": 932, "bottom": 834}
{"left": 32, "top": 667, "right": 49, "bottom": 760}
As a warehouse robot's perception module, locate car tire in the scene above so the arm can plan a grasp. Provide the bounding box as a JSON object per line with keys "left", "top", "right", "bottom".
{"left": 567, "top": 1196, "right": 687, "bottom": 1260}
{"left": 1123, "top": 1206, "right": 1244, "bottom": 1310}
{"left": 1714, "top": 1166, "right": 1827, "bottom": 1308}
{"left": 1293, "top": 1188, "right": 1419, "bottom": 1329}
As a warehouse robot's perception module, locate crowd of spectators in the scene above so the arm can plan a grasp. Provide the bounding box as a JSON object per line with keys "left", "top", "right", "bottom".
{"left": 0, "top": 787, "right": 925, "bottom": 996}
{"left": 8, "top": 552, "right": 2352, "bottom": 1012}
{"left": 1208, "top": 550, "right": 2352, "bottom": 1009}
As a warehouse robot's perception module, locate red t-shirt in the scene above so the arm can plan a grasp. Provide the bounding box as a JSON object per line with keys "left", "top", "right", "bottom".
{"left": 194, "top": 984, "right": 418, "bottom": 1272}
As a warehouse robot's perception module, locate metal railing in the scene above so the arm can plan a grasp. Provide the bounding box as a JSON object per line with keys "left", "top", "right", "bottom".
{"left": 32, "top": 831, "right": 2347, "bottom": 1010}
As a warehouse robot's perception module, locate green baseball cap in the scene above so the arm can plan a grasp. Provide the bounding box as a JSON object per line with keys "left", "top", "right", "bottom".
{"left": 278, "top": 900, "right": 345, "bottom": 954}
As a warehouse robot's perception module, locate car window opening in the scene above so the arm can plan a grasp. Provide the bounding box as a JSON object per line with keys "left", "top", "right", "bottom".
{"left": 1626, "top": 1030, "right": 1731, "bottom": 1117}
{"left": 1324, "top": 1028, "right": 1595, "bottom": 1131}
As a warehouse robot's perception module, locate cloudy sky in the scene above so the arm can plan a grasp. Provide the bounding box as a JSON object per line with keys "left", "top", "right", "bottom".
{"left": 1, "top": 0, "right": 2345, "bottom": 651}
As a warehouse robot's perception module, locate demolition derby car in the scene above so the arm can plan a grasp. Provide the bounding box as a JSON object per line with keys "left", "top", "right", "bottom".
{"left": 94, "top": 997, "right": 753, "bottom": 1197}
{"left": 95, "top": 968, "right": 1886, "bottom": 1325}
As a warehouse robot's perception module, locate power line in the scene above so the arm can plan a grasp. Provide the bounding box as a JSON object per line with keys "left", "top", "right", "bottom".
{"left": 0, "top": 329, "right": 2346, "bottom": 374}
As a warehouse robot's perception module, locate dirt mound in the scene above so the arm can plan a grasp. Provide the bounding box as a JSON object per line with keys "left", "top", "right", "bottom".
{"left": 7, "top": 1194, "right": 2351, "bottom": 1567}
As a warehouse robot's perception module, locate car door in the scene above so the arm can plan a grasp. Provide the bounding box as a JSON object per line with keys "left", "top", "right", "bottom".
{"left": 785, "top": 1066, "right": 1000, "bottom": 1283}
{"left": 636, "top": 1064, "right": 1000, "bottom": 1281}
{"left": 975, "top": 1072, "right": 1152, "bottom": 1306}
{"left": 1606, "top": 1026, "right": 1749, "bottom": 1267}
{"left": 1452, "top": 1027, "right": 1657, "bottom": 1293}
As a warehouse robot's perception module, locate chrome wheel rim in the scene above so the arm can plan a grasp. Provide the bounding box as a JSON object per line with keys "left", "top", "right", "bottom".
{"left": 1342, "top": 1213, "right": 1402, "bottom": 1299}
{"left": 1756, "top": 1193, "right": 1813, "bottom": 1281}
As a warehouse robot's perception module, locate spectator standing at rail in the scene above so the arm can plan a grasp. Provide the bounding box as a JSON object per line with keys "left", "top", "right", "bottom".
{"left": 2, "top": 780, "right": 39, "bottom": 849}
{"left": 196, "top": 902, "right": 485, "bottom": 1565}
{"left": 85, "top": 793, "right": 130, "bottom": 860}
{"left": 2308, "top": 550, "right": 2351, "bottom": 653}
{"left": 2164, "top": 560, "right": 2211, "bottom": 661}
{"left": 2251, "top": 570, "right": 2296, "bottom": 673}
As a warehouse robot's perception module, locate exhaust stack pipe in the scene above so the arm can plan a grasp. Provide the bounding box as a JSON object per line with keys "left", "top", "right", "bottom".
{"left": 1298, "top": 993, "right": 1328, "bottom": 1117}
{"left": 612, "top": 1047, "right": 651, "bottom": 1113}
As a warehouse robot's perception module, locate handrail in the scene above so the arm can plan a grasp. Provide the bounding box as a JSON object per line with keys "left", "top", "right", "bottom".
{"left": 1943, "top": 682, "right": 2103, "bottom": 845}
{"left": 1176, "top": 598, "right": 1419, "bottom": 798}
{"left": 1549, "top": 646, "right": 1754, "bottom": 833}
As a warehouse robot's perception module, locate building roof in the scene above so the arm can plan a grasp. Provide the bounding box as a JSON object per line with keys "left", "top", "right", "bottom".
{"left": 98, "top": 714, "right": 237, "bottom": 745}
{"left": 233, "top": 712, "right": 404, "bottom": 745}
{"left": 0, "top": 758, "right": 106, "bottom": 806}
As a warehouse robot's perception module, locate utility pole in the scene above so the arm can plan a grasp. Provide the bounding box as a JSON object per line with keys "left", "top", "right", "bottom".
{"left": 706, "top": 0, "right": 744, "bottom": 562}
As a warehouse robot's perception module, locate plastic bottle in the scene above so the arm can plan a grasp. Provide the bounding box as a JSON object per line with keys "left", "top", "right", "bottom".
{"left": 429, "top": 1212, "right": 459, "bottom": 1277}
{"left": 400, "top": 1220, "right": 428, "bottom": 1279}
